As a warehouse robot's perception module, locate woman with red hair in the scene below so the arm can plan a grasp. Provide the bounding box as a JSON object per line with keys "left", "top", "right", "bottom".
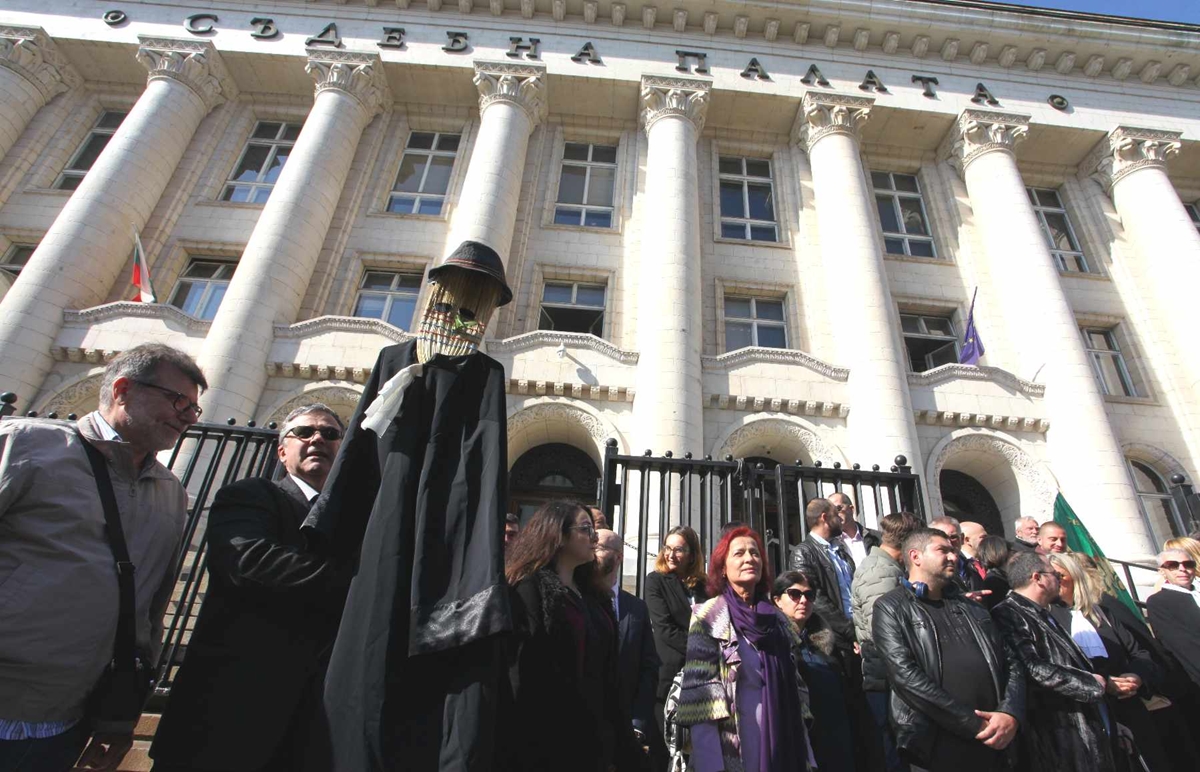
{"left": 675, "top": 527, "right": 812, "bottom": 772}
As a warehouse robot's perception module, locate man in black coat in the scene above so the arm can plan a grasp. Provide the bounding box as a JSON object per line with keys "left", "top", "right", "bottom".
{"left": 151, "top": 404, "right": 351, "bottom": 772}
{"left": 873, "top": 528, "right": 1024, "bottom": 772}
{"left": 991, "top": 551, "right": 1115, "bottom": 772}
{"left": 831, "top": 491, "right": 880, "bottom": 565}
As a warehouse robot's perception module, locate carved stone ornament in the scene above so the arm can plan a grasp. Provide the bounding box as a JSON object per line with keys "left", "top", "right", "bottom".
{"left": 273, "top": 314, "right": 412, "bottom": 343}
{"left": 136, "top": 36, "right": 238, "bottom": 112}
{"left": 306, "top": 49, "right": 391, "bottom": 116}
{"left": 713, "top": 416, "right": 839, "bottom": 466}
{"left": 906, "top": 362, "right": 1045, "bottom": 397}
{"left": 473, "top": 61, "right": 547, "bottom": 124}
{"left": 1083, "top": 126, "right": 1183, "bottom": 193}
{"left": 928, "top": 429, "right": 1058, "bottom": 523}
{"left": 942, "top": 109, "right": 1030, "bottom": 177}
{"left": 0, "top": 26, "right": 81, "bottom": 102}
{"left": 791, "top": 92, "right": 874, "bottom": 153}
{"left": 267, "top": 385, "right": 364, "bottom": 425}
{"left": 506, "top": 399, "right": 623, "bottom": 460}
{"left": 639, "top": 75, "right": 710, "bottom": 133}
{"left": 36, "top": 371, "right": 103, "bottom": 417}
{"left": 701, "top": 347, "right": 849, "bottom": 381}
{"left": 488, "top": 329, "right": 639, "bottom": 364}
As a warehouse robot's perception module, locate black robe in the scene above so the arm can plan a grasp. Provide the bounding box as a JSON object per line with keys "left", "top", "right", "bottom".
{"left": 303, "top": 340, "right": 511, "bottom": 772}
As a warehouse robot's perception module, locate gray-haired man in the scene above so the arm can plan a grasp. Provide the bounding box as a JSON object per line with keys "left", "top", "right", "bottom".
{"left": 0, "top": 343, "right": 206, "bottom": 772}
{"left": 152, "top": 404, "right": 352, "bottom": 772}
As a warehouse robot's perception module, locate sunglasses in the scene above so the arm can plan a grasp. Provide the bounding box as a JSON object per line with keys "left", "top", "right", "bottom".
{"left": 1160, "top": 560, "right": 1197, "bottom": 571}
{"left": 284, "top": 425, "right": 343, "bottom": 442}
{"left": 785, "top": 588, "right": 817, "bottom": 602}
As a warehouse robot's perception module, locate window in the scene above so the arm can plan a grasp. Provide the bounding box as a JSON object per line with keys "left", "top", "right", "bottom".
{"left": 55, "top": 111, "right": 126, "bottom": 190}
{"left": 718, "top": 157, "right": 777, "bottom": 242}
{"left": 1186, "top": 202, "right": 1200, "bottom": 234}
{"left": 168, "top": 260, "right": 235, "bottom": 321}
{"left": 1, "top": 244, "right": 35, "bottom": 277}
{"left": 221, "top": 121, "right": 302, "bottom": 204}
{"left": 1027, "top": 187, "right": 1090, "bottom": 273}
{"left": 538, "top": 282, "right": 606, "bottom": 336}
{"left": 554, "top": 143, "right": 617, "bottom": 228}
{"left": 388, "top": 132, "right": 460, "bottom": 215}
{"left": 724, "top": 297, "right": 787, "bottom": 352}
{"left": 1128, "top": 459, "right": 1186, "bottom": 547}
{"left": 901, "top": 314, "right": 958, "bottom": 372}
{"left": 1082, "top": 328, "right": 1138, "bottom": 397}
{"left": 353, "top": 271, "right": 422, "bottom": 330}
{"left": 873, "top": 172, "right": 935, "bottom": 258}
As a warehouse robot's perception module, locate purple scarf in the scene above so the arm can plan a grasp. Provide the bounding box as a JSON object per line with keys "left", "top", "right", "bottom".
{"left": 723, "top": 585, "right": 807, "bottom": 772}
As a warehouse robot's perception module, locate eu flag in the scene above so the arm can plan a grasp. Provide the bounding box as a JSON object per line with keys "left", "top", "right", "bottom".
{"left": 959, "top": 288, "right": 985, "bottom": 365}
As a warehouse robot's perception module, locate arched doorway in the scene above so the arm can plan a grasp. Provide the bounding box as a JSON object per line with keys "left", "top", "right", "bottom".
{"left": 939, "top": 469, "right": 1004, "bottom": 536}
{"left": 509, "top": 443, "right": 600, "bottom": 523}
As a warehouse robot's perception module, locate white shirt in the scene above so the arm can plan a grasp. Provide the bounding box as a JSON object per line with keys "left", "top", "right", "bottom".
{"left": 840, "top": 527, "right": 868, "bottom": 565}
{"left": 1161, "top": 581, "right": 1200, "bottom": 610}
{"left": 92, "top": 412, "right": 122, "bottom": 441}
{"left": 1068, "top": 610, "right": 1109, "bottom": 659}
{"left": 288, "top": 474, "right": 319, "bottom": 503}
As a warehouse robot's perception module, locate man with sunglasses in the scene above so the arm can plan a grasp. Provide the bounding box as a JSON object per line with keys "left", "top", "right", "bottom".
{"left": 0, "top": 344, "right": 206, "bottom": 772}
{"left": 152, "top": 404, "right": 351, "bottom": 772}
{"left": 1145, "top": 549, "right": 1200, "bottom": 710}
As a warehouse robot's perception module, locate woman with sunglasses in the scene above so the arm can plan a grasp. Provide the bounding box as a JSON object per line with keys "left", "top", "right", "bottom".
{"left": 503, "top": 500, "right": 648, "bottom": 772}
{"left": 773, "top": 571, "right": 855, "bottom": 772}
{"left": 644, "top": 525, "right": 708, "bottom": 734}
{"left": 1146, "top": 549, "right": 1200, "bottom": 726}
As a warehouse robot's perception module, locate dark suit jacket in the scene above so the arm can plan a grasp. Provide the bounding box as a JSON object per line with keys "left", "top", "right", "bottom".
{"left": 789, "top": 535, "right": 857, "bottom": 650}
{"left": 151, "top": 476, "right": 350, "bottom": 771}
{"left": 616, "top": 590, "right": 659, "bottom": 729}
{"left": 643, "top": 570, "right": 706, "bottom": 700}
{"left": 1146, "top": 587, "right": 1200, "bottom": 689}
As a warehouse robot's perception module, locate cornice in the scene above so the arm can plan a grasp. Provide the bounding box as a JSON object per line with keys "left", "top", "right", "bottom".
{"left": 915, "top": 408, "right": 1050, "bottom": 434}
{"left": 63, "top": 301, "right": 213, "bottom": 332}
{"left": 706, "top": 393, "right": 849, "bottom": 419}
{"left": 1082, "top": 125, "right": 1183, "bottom": 193}
{"left": 701, "top": 347, "right": 850, "bottom": 381}
{"left": 473, "top": 60, "right": 547, "bottom": 125}
{"left": 136, "top": 36, "right": 238, "bottom": 111}
{"left": 306, "top": 48, "right": 391, "bottom": 116}
{"left": 0, "top": 26, "right": 81, "bottom": 102}
{"left": 905, "top": 363, "right": 1045, "bottom": 397}
{"left": 639, "top": 75, "right": 710, "bottom": 133}
{"left": 272, "top": 314, "right": 413, "bottom": 341}
{"left": 488, "top": 330, "right": 640, "bottom": 364}
{"left": 506, "top": 378, "right": 634, "bottom": 402}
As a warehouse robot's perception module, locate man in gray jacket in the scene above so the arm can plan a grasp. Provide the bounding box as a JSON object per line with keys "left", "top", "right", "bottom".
{"left": 0, "top": 344, "right": 205, "bottom": 772}
{"left": 851, "top": 510, "right": 920, "bottom": 772}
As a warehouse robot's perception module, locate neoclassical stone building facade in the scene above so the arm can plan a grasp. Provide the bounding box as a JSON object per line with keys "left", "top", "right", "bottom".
{"left": 2, "top": 0, "right": 1199, "bottom": 562}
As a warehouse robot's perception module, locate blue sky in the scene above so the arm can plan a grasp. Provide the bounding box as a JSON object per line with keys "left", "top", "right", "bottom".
{"left": 998, "top": 0, "right": 1200, "bottom": 24}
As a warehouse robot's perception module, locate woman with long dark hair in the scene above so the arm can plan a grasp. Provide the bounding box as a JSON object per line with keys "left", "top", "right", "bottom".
{"left": 644, "top": 525, "right": 708, "bottom": 732}
{"left": 676, "top": 526, "right": 811, "bottom": 772}
{"left": 503, "top": 500, "right": 648, "bottom": 772}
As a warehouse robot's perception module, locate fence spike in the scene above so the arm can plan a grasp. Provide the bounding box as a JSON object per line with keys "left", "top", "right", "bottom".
{"left": 226, "top": 417, "right": 237, "bottom": 426}
{"left": 247, "top": 420, "right": 257, "bottom": 428}
{"left": 267, "top": 421, "right": 278, "bottom": 430}
{"left": 833, "top": 461, "right": 841, "bottom": 469}
{"left": 894, "top": 455, "right": 908, "bottom": 466}
{"left": 813, "top": 460, "right": 822, "bottom": 467}
{"left": 25, "top": 410, "right": 37, "bottom": 417}
{"left": 46, "top": 412, "right": 58, "bottom": 419}
{"left": 643, "top": 449, "right": 653, "bottom": 457}
{"left": 67, "top": 413, "right": 77, "bottom": 421}
{"left": 606, "top": 438, "right": 618, "bottom": 448}
{"left": 1171, "top": 473, "right": 1187, "bottom": 485}
{"left": 872, "top": 464, "right": 880, "bottom": 472}
{"left": 852, "top": 463, "right": 860, "bottom": 470}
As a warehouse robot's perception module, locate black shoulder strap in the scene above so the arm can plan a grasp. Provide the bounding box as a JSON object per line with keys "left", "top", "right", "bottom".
{"left": 76, "top": 429, "right": 138, "bottom": 670}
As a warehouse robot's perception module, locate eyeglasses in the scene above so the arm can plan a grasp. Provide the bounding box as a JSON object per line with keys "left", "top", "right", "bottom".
{"left": 665, "top": 546, "right": 692, "bottom": 556}
{"left": 785, "top": 588, "right": 817, "bottom": 602}
{"left": 134, "top": 381, "right": 202, "bottom": 418}
{"left": 568, "top": 523, "right": 596, "bottom": 536}
{"left": 1160, "top": 560, "right": 1197, "bottom": 571}
{"left": 283, "top": 425, "right": 343, "bottom": 442}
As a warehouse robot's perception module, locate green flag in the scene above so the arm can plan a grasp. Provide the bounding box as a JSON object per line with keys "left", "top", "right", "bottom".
{"left": 1053, "top": 493, "right": 1141, "bottom": 618}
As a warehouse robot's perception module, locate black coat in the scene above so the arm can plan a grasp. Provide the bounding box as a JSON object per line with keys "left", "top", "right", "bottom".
{"left": 1145, "top": 588, "right": 1200, "bottom": 690}
{"left": 616, "top": 590, "right": 667, "bottom": 768}
{"left": 1010, "top": 538, "right": 1038, "bottom": 554}
{"left": 151, "top": 476, "right": 349, "bottom": 771}
{"left": 303, "top": 341, "right": 512, "bottom": 772}
{"left": 872, "top": 584, "right": 1025, "bottom": 768}
{"left": 643, "top": 570, "right": 706, "bottom": 700}
{"left": 981, "top": 568, "right": 1010, "bottom": 610}
{"left": 991, "top": 593, "right": 1114, "bottom": 772}
{"left": 789, "top": 535, "right": 857, "bottom": 650}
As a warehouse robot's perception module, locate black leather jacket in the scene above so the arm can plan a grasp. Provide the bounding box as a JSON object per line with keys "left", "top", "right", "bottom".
{"left": 872, "top": 583, "right": 1026, "bottom": 768}
{"left": 788, "top": 535, "right": 856, "bottom": 651}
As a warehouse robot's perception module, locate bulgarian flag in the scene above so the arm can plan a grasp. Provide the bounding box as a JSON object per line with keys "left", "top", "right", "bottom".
{"left": 1053, "top": 493, "right": 1141, "bottom": 617}
{"left": 131, "top": 227, "right": 156, "bottom": 303}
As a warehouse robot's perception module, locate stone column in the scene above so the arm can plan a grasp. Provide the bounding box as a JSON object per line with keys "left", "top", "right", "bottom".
{"left": 1084, "top": 127, "right": 1200, "bottom": 472}
{"left": 197, "top": 50, "right": 390, "bottom": 421}
{"left": 630, "top": 76, "right": 709, "bottom": 458}
{"left": 446, "top": 61, "right": 546, "bottom": 262}
{"left": 793, "top": 92, "right": 923, "bottom": 473}
{"left": 0, "top": 26, "right": 80, "bottom": 169}
{"left": 944, "top": 110, "right": 1152, "bottom": 556}
{"left": 0, "top": 37, "right": 234, "bottom": 403}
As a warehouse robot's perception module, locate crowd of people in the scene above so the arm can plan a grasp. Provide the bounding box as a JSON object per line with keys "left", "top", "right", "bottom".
{"left": 2, "top": 343, "right": 1200, "bottom": 772}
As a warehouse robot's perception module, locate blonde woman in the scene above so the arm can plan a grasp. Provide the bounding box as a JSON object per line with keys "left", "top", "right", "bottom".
{"left": 1164, "top": 536, "right": 1200, "bottom": 569}
{"left": 1048, "top": 553, "right": 1171, "bottom": 771}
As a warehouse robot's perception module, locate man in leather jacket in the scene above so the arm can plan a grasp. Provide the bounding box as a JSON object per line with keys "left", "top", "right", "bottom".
{"left": 873, "top": 528, "right": 1024, "bottom": 772}
{"left": 789, "top": 498, "right": 856, "bottom": 650}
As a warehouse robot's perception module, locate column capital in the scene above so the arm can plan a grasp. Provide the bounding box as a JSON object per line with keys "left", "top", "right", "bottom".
{"left": 791, "top": 92, "right": 873, "bottom": 153}
{"left": 1082, "top": 126, "right": 1182, "bottom": 192}
{"left": 136, "top": 37, "right": 238, "bottom": 112}
{"left": 638, "top": 75, "right": 710, "bottom": 133}
{"left": 0, "top": 26, "right": 81, "bottom": 102}
{"left": 941, "top": 109, "right": 1030, "bottom": 177}
{"left": 473, "top": 61, "right": 547, "bottom": 126}
{"left": 306, "top": 49, "right": 391, "bottom": 117}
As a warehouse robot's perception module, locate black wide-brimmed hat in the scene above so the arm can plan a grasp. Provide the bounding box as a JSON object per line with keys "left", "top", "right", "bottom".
{"left": 428, "top": 240, "right": 514, "bottom": 306}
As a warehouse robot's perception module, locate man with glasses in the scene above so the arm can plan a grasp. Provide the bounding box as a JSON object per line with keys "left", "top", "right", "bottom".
{"left": 1145, "top": 549, "right": 1200, "bottom": 707}
{"left": 152, "top": 404, "right": 352, "bottom": 772}
{"left": 0, "top": 344, "right": 206, "bottom": 772}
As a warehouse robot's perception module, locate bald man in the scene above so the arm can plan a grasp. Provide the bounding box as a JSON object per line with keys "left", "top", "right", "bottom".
{"left": 1037, "top": 522, "right": 1067, "bottom": 555}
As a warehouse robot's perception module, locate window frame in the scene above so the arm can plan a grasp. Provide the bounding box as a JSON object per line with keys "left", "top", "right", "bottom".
{"left": 351, "top": 270, "right": 424, "bottom": 332}
{"left": 872, "top": 171, "right": 937, "bottom": 259}
{"left": 0, "top": 244, "right": 35, "bottom": 277}
{"left": 1185, "top": 201, "right": 1200, "bottom": 233}
{"left": 386, "top": 131, "right": 462, "bottom": 217}
{"left": 220, "top": 121, "right": 303, "bottom": 205}
{"left": 54, "top": 110, "right": 127, "bottom": 191}
{"left": 722, "top": 295, "right": 789, "bottom": 352}
{"left": 553, "top": 142, "right": 618, "bottom": 229}
{"left": 537, "top": 280, "right": 608, "bottom": 338}
{"left": 717, "top": 156, "right": 779, "bottom": 243}
{"left": 1027, "top": 186, "right": 1091, "bottom": 274}
{"left": 167, "top": 259, "right": 237, "bottom": 321}
{"left": 1081, "top": 327, "right": 1138, "bottom": 398}
{"left": 1127, "top": 458, "right": 1187, "bottom": 545}
{"left": 900, "top": 313, "right": 959, "bottom": 373}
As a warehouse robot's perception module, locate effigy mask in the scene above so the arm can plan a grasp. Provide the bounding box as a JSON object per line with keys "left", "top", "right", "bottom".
{"left": 416, "top": 265, "right": 502, "bottom": 363}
